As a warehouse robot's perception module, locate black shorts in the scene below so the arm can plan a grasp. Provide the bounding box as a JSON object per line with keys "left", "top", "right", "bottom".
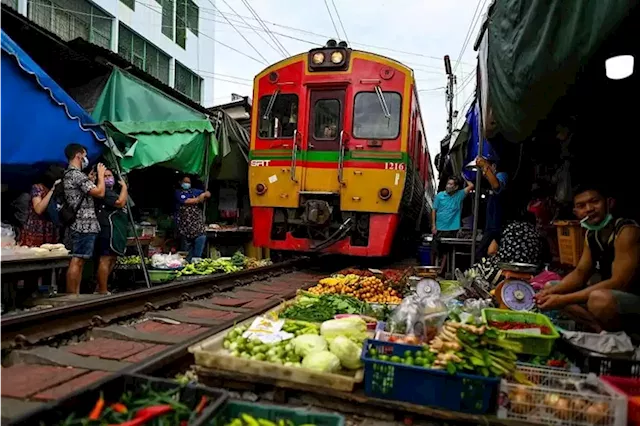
{"left": 432, "top": 230, "right": 458, "bottom": 258}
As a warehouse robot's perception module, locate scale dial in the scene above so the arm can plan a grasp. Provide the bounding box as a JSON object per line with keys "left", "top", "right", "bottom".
{"left": 500, "top": 280, "right": 535, "bottom": 311}
{"left": 416, "top": 278, "right": 441, "bottom": 299}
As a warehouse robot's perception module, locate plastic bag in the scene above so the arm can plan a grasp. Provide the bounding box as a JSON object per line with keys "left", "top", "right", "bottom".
{"left": 388, "top": 294, "right": 447, "bottom": 343}
{"left": 1, "top": 223, "right": 16, "bottom": 248}
{"left": 151, "top": 253, "right": 185, "bottom": 269}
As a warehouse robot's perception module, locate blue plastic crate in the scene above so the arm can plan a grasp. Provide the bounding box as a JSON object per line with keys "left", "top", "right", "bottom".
{"left": 361, "top": 339, "right": 499, "bottom": 414}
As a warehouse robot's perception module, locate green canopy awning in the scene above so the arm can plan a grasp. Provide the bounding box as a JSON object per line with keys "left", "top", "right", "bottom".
{"left": 92, "top": 68, "right": 206, "bottom": 123}
{"left": 106, "top": 120, "right": 217, "bottom": 176}
{"left": 487, "top": 0, "right": 635, "bottom": 142}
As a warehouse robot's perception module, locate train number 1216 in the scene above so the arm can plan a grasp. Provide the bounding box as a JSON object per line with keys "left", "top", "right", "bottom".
{"left": 385, "top": 162, "right": 406, "bottom": 171}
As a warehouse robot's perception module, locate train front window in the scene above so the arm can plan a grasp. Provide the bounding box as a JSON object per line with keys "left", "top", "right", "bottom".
{"left": 313, "top": 99, "right": 340, "bottom": 139}
{"left": 353, "top": 92, "right": 401, "bottom": 139}
{"left": 258, "top": 94, "right": 298, "bottom": 138}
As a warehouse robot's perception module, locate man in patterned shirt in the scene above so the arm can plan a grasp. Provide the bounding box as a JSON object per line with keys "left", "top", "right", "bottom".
{"left": 63, "top": 144, "right": 106, "bottom": 294}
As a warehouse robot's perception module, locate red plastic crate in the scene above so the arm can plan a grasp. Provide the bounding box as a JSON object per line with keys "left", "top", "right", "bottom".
{"left": 601, "top": 376, "right": 640, "bottom": 425}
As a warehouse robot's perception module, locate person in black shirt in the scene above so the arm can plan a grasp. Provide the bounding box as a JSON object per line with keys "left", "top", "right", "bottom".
{"left": 95, "top": 169, "right": 128, "bottom": 295}
{"left": 535, "top": 185, "right": 640, "bottom": 332}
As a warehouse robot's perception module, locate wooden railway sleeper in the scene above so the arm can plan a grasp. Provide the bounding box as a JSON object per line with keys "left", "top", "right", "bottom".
{"left": 91, "top": 315, "right": 106, "bottom": 327}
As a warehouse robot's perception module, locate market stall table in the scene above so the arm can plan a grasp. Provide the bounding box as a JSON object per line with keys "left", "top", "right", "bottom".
{"left": 1, "top": 254, "right": 70, "bottom": 310}
{"left": 205, "top": 226, "right": 253, "bottom": 257}
{"left": 439, "top": 237, "right": 479, "bottom": 275}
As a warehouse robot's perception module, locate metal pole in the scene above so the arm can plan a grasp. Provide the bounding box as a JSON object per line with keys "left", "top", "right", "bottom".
{"left": 107, "top": 141, "right": 151, "bottom": 289}
{"left": 470, "top": 91, "right": 484, "bottom": 266}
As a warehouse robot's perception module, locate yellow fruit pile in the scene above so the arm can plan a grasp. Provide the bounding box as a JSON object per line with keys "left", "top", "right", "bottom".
{"left": 308, "top": 274, "right": 402, "bottom": 304}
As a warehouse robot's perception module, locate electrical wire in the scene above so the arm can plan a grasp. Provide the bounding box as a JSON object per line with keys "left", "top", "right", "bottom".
{"left": 219, "top": 0, "right": 282, "bottom": 59}
{"left": 323, "top": 0, "right": 341, "bottom": 39}
{"left": 241, "top": 0, "right": 290, "bottom": 56}
{"left": 452, "top": 0, "right": 488, "bottom": 74}
{"left": 203, "top": 0, "right": 269, "bottom": 64}
{"left": 330, "top": 0, "right": 350, "bottom": 44}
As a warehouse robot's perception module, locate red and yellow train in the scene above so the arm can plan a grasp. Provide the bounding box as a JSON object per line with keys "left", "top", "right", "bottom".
{"left": 249, "top": 40, "right": 436, "bottom": 256}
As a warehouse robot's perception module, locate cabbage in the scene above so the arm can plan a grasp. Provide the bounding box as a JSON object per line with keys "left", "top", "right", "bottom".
{"left": 329, "top": 335, "right": 363, "bottom": 369}
{"left": 301, "top": 351, "right": 341, "bottom": 373}
{"left": 320, "top": 317, "right": 367, "bottom": 343}
{"left": 292, "top": 334, "right": 327, "bottom": 357}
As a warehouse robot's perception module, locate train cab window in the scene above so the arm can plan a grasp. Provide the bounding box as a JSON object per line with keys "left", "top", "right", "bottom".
{"left": 258, "top": 94, "right": 298, "bottom": 138}
{"left": 353, "top": 92, "right": 401, "bottom": 139}
{"left": 313, "top": 99, "right": 340, "bottom": 139}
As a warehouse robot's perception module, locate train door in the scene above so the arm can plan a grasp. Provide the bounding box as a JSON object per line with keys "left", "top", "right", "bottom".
{"left": 302, "top": 89, "right": 346, "bottom": 193}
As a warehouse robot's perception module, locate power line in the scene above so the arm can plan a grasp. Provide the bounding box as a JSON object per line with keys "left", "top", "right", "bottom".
{"left": 323, "top": 0, "right": 341, "bottom": 39}
{"left": 241, "top": 0, "right": 290, "bottom": 57}
{"left": 204, "top": 0, "right": 269, "bottom": 64}
{"left": 219, "top": 0, "right": 282, "bottom": 59}
{"left": 452, "top": 0, "right": 487, "bottom": 74}
{"left": 136, "top": 1, "right": 267, "bottom": 65}
{"left": 330, "top": 0, "right": 349, "bottom": 44}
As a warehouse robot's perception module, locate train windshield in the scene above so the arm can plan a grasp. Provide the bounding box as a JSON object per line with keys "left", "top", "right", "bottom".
{"left": 352, "top": 91, "right": 401, "bottom": 139}
{"left": 258, "top": 94, "right": 298, "bottom": 138}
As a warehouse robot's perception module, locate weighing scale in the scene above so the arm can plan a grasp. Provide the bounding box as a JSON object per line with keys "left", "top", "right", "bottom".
{"left": 408, "top": 276, "right": 441, "bottom": 299}
{"left": 494, "top": 262, "right": 538, "bottom": 311}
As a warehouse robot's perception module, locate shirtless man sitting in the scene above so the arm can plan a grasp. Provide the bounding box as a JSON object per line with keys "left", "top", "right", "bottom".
{"left": 534, "top": 184, "right": 640, "bottom": 332}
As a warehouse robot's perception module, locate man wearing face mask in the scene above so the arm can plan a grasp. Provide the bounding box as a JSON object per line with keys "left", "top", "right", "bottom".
{"left": 95, "top": 168, "right": 129, "bottom": 295}
{"left": 63, "top": 143, "right": 105, "bottom": 295}
{"left": 535, "top": 184, "right": 640, "bottom": 332}
{"left": 431, "top": 177, "right": 474, "bottom": 273}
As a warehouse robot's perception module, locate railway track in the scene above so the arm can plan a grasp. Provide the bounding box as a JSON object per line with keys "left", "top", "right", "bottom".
{"left": 1, "top": 257, "right": 348, "bottom": 423}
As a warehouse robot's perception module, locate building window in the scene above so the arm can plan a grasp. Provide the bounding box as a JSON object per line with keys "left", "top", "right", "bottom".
{"left": 352, "top": 91, "right": 401, "bottom": 139}
{"left": 28, "top": 0, "right": 112, "bottom": 49}
{"left": 118, "top": 24, "right": 170, "bottom": 85}
{"left": 161, "top": 0, "right": 173, "bottom": 40}
{"left": 175, "top": 61, "right": 202, "bottom": 102}
{"left": 313, "top": 99, "right": 340, "bottom": 139}
{"left": 257, "top": 94, "right": 298, "bottom": 139}
{"left": 2, "top": 0, "right": 18, "bottom": 10}
{"left": 120, "top": 0, "right": 134, "bottom": 10}
{"left": 186, "top": 0, "right": 198, "bottom": 35}
{"left": 175, "top": 0, "right": 186, "bottom": 48}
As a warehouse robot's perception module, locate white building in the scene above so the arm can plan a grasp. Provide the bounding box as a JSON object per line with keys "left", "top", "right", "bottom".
{"left": 2, "top": 0, "right": 214, "bottom": 104}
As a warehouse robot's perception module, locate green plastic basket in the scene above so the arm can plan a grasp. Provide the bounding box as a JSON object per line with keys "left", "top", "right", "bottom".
{"left": 210, "top": 400, "right": 345, "bottom": 426}
{"left": 481, "top": 308, "right": 560, "bottom": 356}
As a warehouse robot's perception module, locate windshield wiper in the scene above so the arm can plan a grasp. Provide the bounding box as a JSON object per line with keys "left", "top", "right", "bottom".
{"left": 374, "top": 85, "right": 391, "bottom": 119}
{"left": 262, "top": 89, "right": 281, "bottom": 120}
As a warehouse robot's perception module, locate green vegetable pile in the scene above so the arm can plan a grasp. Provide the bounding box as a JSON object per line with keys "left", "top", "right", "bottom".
{"left": 280, "top": 293, "right": 373, "bottom": 322}
{"left": 223, "top": 317, "right": 367, "bottom": 372}
{"left": 177, "top": 258, "right": 241, "bottom": 276}
{"left": 231, "top": 251, "right": 248, "bottom": 268}
{"left": 116, "top": 255, "right": 150, "bottom": 265}
{"left": 368, "top": 346, "right": 435, "bottom": 367}
{"left": 224, "top": 414, "right": 318, "bottom": 426}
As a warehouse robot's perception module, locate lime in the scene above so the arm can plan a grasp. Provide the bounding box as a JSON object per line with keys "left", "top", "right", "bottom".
{"left": 390, "top": 355, "right": 402, "bottom": 363}
{"left": 403, "top": 357, "right": 415, "bottom": 366}
{"left": 369, "top": 348, "right": 378, "bottom": 357}
{"left": 404, "top": 350, "right": 413, "bottom": 358}
{"left": 414, "top": 357, "right": 425, "bottom": 366}
{"left": 414, "top": 351, "right": 424, "bottom": 359}
{"left": 379, "top": 355, "right": 390, "bottom": 361}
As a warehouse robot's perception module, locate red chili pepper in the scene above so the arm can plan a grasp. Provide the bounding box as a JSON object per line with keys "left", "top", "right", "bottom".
{"left": 195, "top": 395, "right": 208, "bottom": 414}
{"left": 110, "top": 402, "right": 128, "bottom": 414}
{"left": 108, "top": 404, "right": 173, "bottom": 426}
{"left": 89, "top": 393, "right": 105, "bottom": 420}
{"left": 180, "top": 421, "right": 188, "bottom": 426}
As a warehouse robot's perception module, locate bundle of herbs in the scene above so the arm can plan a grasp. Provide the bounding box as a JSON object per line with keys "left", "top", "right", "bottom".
{"left": 280, "top": 293, "right": 375, "bottom": 322}
{"left": 428, "top": 321, "right": 523, "bottom": 378}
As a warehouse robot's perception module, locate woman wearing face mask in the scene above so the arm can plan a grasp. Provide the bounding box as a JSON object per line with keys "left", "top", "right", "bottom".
{"left": 94, "top": 169, "right": 128, "bottom": 295}
{"left": 175, "top": 175, "right": 211, "bottom": 262}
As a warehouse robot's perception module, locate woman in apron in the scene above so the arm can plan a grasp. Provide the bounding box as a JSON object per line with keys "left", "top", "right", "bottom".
{"left": 95, "top": 169, "right": 128, "bottom": 295}
{"left": 175, "top": 175, "right": 210, "bottom": 262}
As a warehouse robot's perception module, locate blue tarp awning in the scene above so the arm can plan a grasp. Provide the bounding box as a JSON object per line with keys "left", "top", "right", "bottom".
{"left": 1, "top": 30, "right": 106, "bottom": 170}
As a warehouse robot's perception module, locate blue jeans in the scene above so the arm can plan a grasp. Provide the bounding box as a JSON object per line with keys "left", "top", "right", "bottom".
{"left": 70, "top": 231, "right": 97, "bottom": 259}
{"left": 181, "top": 234, "right": 207, "bottom": 262}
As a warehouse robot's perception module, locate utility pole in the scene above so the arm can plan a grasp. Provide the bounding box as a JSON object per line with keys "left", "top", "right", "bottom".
{"left": 442, "top": 55, "right": 454, "bottom": 172}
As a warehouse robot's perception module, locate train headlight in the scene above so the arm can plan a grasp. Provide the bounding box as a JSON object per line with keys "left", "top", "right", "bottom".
{"left": 312, "top": 52, "right": 325, "bottom": 64}
{"left": 256, "top": 183, "right": 267, "bottom": 195}
{"left": 379, "top": 188, "right": 392, "bottom": 200}
{"left": 330, "top": 51, "right": 344, "bottom": 64}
